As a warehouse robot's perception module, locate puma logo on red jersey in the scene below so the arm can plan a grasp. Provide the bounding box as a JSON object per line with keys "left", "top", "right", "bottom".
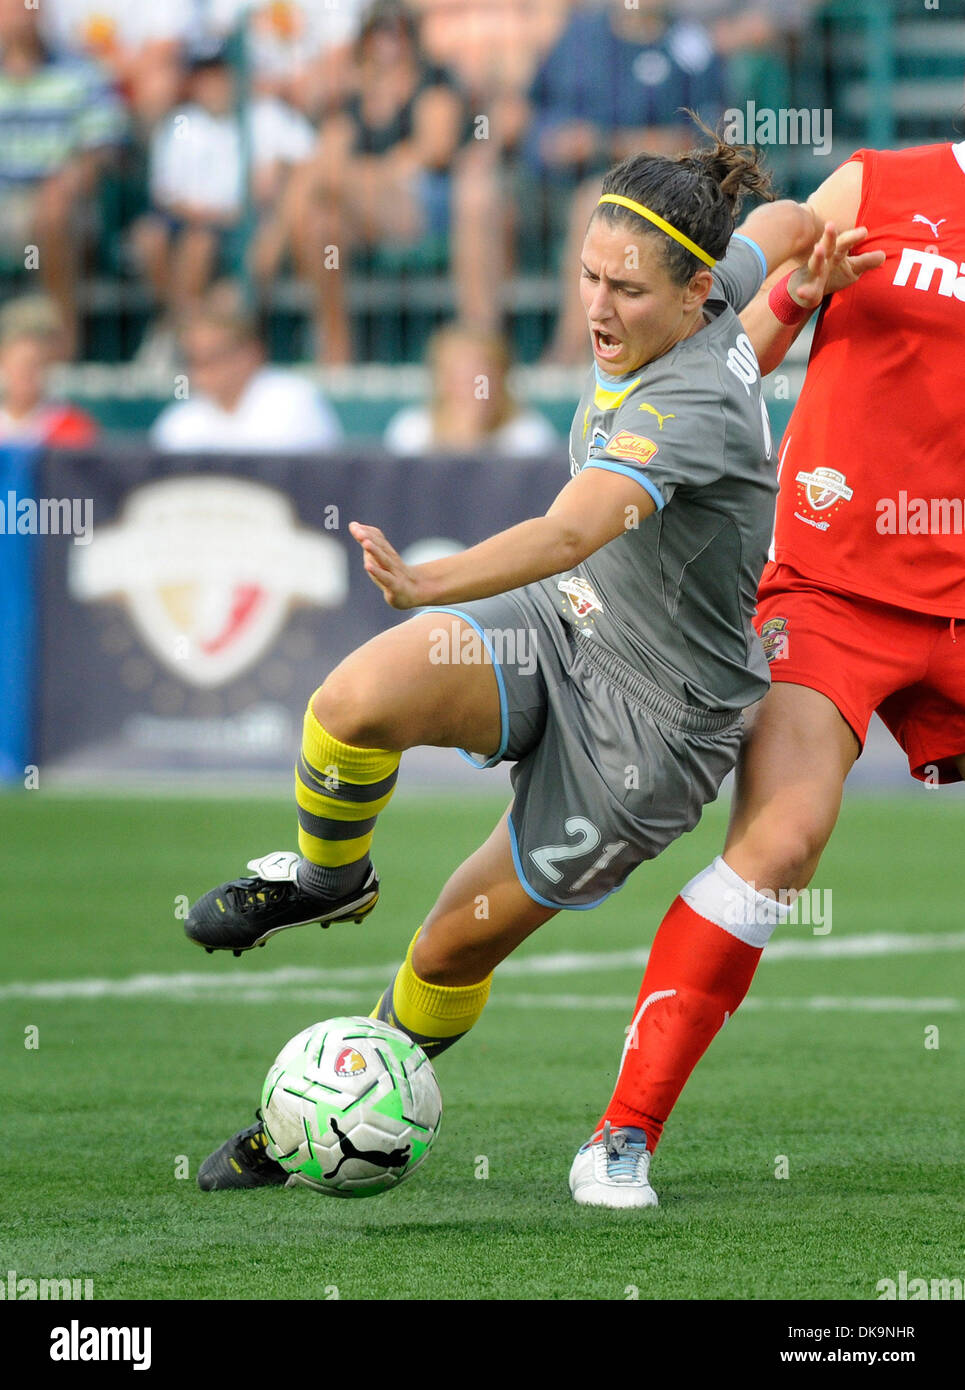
{"left": 912, "top": 213, "right": 946, "bottom": 238}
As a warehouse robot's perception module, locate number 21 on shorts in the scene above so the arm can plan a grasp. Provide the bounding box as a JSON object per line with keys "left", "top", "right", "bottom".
{"left": 530, "top": 817, "right": 627, "bottom": 894}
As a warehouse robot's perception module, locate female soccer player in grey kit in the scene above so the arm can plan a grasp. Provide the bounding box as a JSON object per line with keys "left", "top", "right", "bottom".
{"left": 185, "top": 123, "right": 878, "bottom": 1205}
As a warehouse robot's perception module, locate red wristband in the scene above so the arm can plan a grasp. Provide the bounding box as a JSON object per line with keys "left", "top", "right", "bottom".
{"left": 768, "top": 271, "right": 810, "bottom": 326}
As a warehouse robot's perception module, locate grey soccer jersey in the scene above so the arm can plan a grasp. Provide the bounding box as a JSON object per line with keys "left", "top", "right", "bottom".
{"left": 542, "top": 233, "right": 776, "bottom": 711}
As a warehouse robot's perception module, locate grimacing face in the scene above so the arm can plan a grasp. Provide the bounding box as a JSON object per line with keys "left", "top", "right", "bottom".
{"left": 579, "top": 215, "right": 712, "bottom": 376}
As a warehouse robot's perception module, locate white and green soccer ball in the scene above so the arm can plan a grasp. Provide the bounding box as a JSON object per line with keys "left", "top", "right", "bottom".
{"left": 260, "top": 1016, "right": 442, "bottom": 1197}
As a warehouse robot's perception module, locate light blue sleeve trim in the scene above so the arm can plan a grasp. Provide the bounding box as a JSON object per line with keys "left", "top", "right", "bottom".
{"left": 417, "top": 605, "right": 509, "bottom": 769}
{"left": 732, "top": 232, "right": 768, "bottom": 284}
{"left": 584, "top": 459, "right": 666, "bottom": 512}
{"left": 507, "top": 814, "right": 621, "bottom": 911}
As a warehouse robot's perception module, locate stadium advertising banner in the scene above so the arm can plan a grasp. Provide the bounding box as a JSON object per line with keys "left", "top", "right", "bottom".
{"left": 34, "top": 446, "right": 564, "bottom": 778}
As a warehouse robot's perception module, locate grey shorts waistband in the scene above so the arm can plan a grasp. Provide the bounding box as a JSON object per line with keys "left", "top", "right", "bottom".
{"left": 573, "top": 629, "right": 741, "bottom": 736}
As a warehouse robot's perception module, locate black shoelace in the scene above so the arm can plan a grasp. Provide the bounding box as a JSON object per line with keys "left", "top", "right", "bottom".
{"left": 226, "top": 879, "right": 301, "bottom": 915}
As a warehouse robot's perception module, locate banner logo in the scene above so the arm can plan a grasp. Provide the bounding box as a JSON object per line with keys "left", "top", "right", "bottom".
{"left": 69, "top": 477, "right": 347, "bottom": 688}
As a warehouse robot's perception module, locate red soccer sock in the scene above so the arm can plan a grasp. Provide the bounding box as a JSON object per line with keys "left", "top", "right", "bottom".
{"left": 598, "top": 888, "right": 768, "bottom": 1152}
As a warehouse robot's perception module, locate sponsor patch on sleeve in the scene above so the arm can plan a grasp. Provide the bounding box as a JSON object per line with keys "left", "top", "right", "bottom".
{"left": 759, "top": 616, "right": 789, "bottom": 662}
{"left": 605, "top": 431, "right": 659, "bottom": 468}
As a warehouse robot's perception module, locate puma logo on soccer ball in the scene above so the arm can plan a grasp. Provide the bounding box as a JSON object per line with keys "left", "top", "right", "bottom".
{"left": 324, "top": 1117, "right": 411, "bottom": 1177}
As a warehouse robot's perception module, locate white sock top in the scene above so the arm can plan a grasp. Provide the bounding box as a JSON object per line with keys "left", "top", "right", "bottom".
{"left": 680, "top": 855, "right": 793, "bottom": 949}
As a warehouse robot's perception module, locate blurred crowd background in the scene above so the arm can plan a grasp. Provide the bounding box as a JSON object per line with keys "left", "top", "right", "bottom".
{"left": 0, "top": 0, "right": 960, "bottom": 451}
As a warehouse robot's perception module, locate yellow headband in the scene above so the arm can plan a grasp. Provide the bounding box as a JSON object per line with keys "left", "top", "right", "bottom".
{"left": 597, "top": 194, "right": 717, "bottom": 268}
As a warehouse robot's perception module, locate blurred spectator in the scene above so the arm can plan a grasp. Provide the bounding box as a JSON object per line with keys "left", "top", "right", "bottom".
{"left": 0, "top": 0, "right": 126, "bottom": 359}
{"left": 131, "top": 42, "right": 315, "bottom": 360}
{"left": 205, "top": 0, "right": 367, "bottom": 117}
{"left": 247, "top": 94, "right": 319, "bottom": 293}
{"left": 289, "top": 0, "right": 486, "bottom": 363}
{"left": 151, "top": 289, "right": 342, "bottom": 452}
{"left": 529, "top": 0, "right": 727, "bottom": 362}
{"left": 0, "top": 295, "right": 98, "bottom": 445}
{"left": 383, "top": 322, "right": 557, "bottom": 456}
{"left": 677, "top": 1, "right": 815, "bottom": 58}
{"left": 412, "top": 0, "right": 570, "bottom": 155}
{"left": 676, "top": 1, "right": 819, "bottom": 112}
{"left": 41, "top": 0, "right": 196, "bottom": 129}
{"left": 526, "top": 0, "right": 726, "bottom": 180}
{"left": 400, "top": 0, "right": 575, "bottom": 343}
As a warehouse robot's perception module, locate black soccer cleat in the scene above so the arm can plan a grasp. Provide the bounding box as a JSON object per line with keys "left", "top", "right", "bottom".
{"left": 184, "top": 850, "right": 380, "bottom": 955}
{"left": 197, "top": 1111, "right": 288, "bottom": 1191}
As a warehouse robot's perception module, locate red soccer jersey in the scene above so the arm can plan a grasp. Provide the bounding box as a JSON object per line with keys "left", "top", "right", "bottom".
{"left": 770, "top": 142, "right": 965, "bottom": 617}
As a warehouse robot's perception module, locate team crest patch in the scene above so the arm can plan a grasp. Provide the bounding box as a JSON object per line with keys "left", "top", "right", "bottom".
{"left": 606, "top": 430, "right": 659, "bottom": 468}
{"left": 795, "top": 467, "right": 853, "bottom": 514}
{"left": 334, "top": 1047, "right": 367, "bottom": 1078}
{"left": 760, "top": 616, "right": 789, "bottom": 662}
{"left": 558, "top": 576, "right": 603, "bottom": 618}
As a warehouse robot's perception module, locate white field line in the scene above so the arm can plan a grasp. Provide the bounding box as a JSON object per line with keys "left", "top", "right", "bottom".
{"left": 1, "top": 930, "right": 963, "bottom": 1005}
{"left": 489, "top": 994, "right": 961, "bottom": 1013}
{"left": 0, "top": 980, "right": 957, "bottom": 1012}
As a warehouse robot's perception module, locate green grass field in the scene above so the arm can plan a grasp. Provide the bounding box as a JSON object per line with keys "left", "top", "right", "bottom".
{"left": 2, "top": 787, "right": 963, "bottom": 1302}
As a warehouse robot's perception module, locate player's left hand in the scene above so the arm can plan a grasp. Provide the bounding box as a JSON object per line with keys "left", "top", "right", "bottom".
{"left": 349, "top": 521, "right": 421, "bottom": 609}
{"left": 821, "top": 224, "right": 887, "bottom": 293}
{"left": 789, "top": 223, "right": 886, "bottom": 309}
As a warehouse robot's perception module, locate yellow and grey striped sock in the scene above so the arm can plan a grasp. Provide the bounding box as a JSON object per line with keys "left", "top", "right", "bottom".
{"left": 372, "top": 929, "right": 492, "bottom": 1058}
{"left": 295, "top": 702, "right": 400, "bottom": 898}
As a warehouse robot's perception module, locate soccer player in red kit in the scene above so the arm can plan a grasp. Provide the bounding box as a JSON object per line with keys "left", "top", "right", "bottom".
{"left": 584, "top": 140, "right": 965, "bottom": 1205}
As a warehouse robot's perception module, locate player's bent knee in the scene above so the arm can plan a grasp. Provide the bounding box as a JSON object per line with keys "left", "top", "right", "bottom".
{"left": 411, "top": 932, "right": 487, "bottom": 989}
{"left": 410, "top": 933, "right": 455, "bottom": 985}
{"left": 729, "top": 818, "right": 833, "bottom": 893}
{"left": 310, "top": 668, "right": 398, "bottom": 749}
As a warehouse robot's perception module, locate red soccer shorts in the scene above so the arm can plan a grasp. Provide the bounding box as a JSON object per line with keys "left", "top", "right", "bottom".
{"left": 755, "top": 562, "right": 965, "bottom": 784}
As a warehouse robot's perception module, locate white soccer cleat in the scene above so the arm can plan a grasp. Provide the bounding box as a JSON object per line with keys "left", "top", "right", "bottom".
{"left": 569, "top": 1122, "right": 659, "bottom": 1209}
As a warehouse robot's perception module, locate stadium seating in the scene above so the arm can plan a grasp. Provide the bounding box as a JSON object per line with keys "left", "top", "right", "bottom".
{"left": 2, "top": 2, "right": 959, "bottom": 401}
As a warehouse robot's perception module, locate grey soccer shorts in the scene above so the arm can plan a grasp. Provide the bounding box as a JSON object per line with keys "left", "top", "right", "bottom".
{"left": 422, "top": 584, "right": 743, "bottom": 909}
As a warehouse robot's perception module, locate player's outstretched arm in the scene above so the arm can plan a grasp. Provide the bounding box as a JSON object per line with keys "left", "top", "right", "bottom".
{"left": 737, "top": 157, "right": 863, "bottom": 286}
{"left": 350, "top": 467, "right": 653, "bottom": 610}
{"left": 742, "top": 222, "right": 886, "bottom": 375}
{"left": 738, "top": 159, "right": 883, "bottom": 374}
{"left": 736, "top": 197, "right": 822, "bottom": 280}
